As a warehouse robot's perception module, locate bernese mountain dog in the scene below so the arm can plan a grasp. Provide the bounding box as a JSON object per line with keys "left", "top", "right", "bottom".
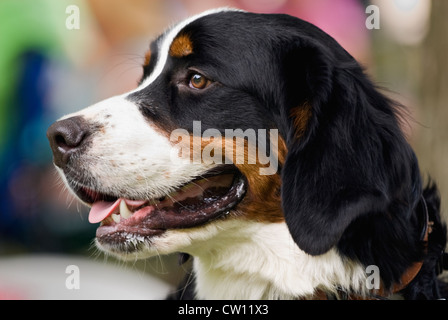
{"left": 47, "top": 8, "right": 447, "bottom": 299}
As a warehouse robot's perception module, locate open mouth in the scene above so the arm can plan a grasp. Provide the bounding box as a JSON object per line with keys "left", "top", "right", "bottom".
{"left": 72, "top": 166, "right": 246, "bottom": 250}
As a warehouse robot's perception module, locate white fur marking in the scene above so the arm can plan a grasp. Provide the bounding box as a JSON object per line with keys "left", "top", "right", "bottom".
{"left": 127, "top": 7, "right": 243, "bottom": 95}
{"left": 101, "top": 219, "right": 367, "bottom": 299}
{"left": 189, "top": 222, "right": 367, "bottom": 299}
{"left": 60, "top": 96, "right": 214, "bottom": 199}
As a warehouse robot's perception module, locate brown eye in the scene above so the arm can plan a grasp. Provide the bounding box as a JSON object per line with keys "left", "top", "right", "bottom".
{"left": 189, "top": 73, "right": 209, "bottom": 89}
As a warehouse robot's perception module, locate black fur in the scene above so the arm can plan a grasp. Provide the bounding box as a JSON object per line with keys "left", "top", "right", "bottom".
{"left": 128, "top": 11, "right": 447, "bottom": 299}
{"left": 401, "top": 183, "right": 448, "bottom": 299}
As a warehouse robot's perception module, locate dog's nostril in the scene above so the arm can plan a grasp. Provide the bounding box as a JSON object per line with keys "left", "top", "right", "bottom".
{"left": 54, "top": 133, "right": 71, "bottom": 152}
{"left": 47, "top": 116, "right": 90, "bottom": 168}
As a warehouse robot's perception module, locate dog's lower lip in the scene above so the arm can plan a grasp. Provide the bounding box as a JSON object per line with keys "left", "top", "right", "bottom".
{"left": 95, "top": 169, "right": 247, "bottom": 249}
{"left": 96, "top": 225, "right": 163, "bottom": 239}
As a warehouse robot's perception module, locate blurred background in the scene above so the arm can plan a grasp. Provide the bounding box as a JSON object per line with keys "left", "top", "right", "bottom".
{"left": 0, "top": 0, "right": 447, "bottom": 299}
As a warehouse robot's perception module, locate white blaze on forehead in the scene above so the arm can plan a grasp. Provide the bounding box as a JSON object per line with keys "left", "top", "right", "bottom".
{"left": 127, "top": 7, "right": 243, "bottom": 96}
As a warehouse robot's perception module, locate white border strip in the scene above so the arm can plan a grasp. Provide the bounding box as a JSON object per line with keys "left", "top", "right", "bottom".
{"left": 125, "top": 7, "right": 243, "bottom": 96}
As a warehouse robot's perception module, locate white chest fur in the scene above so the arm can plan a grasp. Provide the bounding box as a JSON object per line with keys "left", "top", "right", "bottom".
{"left": 189, "top": 222, "right": 367, "bottom": 299}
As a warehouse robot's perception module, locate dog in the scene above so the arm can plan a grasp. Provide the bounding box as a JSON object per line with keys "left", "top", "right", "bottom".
{"left": 47, "top": 8, "right": 448, "bottom": 299}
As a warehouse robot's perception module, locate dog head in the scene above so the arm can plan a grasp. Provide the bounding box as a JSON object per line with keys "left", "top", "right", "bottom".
{"left": 47, "top": 9, "right": 420, "bottom": 261}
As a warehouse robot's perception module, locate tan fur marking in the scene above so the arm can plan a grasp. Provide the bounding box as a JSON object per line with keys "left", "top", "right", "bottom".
{"left": 291, "top": 103, "right": 312, "bottom": 140}
{"left": 169, "top": 33, "right": 194, "bottom": 58}
{"left": 173, "top": 133, "right": 287, "bottom": 223}
{"left": 235, "top": 136, "right": 286, "bottom": 223}
{"left": 143, "top": 50, "right": 151, "bottom": 66}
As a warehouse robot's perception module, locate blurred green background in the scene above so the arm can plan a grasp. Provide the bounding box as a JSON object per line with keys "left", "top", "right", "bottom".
{"left": 0, "top": 0, "right": 446, "bottom": 299}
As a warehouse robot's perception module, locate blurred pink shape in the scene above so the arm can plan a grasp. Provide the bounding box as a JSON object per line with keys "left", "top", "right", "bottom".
{"left": 237, "top": 0, "right": 370, "bottom": 64}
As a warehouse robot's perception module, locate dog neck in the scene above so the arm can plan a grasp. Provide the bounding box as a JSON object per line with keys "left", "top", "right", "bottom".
{"left": 186, "top": 221, "right": 368, "bottom": 299}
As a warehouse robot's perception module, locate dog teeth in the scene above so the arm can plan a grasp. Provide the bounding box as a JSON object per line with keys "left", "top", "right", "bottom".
{"left": 112, "top": 213, "right": 121, "bottom": 223}
{"left": 120, "top": 200, "right": 132, "bottom": 219}
{"left": 110, "top": 201, "right": 134, "bottom": 223}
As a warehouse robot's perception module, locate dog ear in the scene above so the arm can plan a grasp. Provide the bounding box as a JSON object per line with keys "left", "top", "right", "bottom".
{"left": 277, "top": 36, "right": 420, "bottom": 256}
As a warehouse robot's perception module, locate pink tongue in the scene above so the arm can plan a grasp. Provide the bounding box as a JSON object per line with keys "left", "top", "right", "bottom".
{"left": 89, "top": 198, "right": 147, "bottom": 223}
{"left": 88, "top": 199, "right": 148, "bottom": 224}
{"left": 89, "top": 199, "right": 121, "bottom": 224}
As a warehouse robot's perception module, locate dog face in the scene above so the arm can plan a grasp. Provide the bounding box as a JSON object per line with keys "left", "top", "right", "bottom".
{"left": 47, "top": 8, "right": 421, "bottom": 277}
{"left": 47, "top": 9, "right": 284, "bottom": 259}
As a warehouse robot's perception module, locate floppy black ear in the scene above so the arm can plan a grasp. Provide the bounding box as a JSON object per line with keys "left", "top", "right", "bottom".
{"left": 277, "top": 32, "right": 420, "bottom": 256}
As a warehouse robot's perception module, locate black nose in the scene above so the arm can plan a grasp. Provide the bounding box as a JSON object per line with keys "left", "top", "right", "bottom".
{"left": 47, "top": 116, "right": 90, "bottom": 168}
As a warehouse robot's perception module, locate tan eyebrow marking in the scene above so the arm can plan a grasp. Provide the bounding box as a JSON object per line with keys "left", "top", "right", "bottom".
{"left": 169, "top": 33, "right": 193, "bottom": 58}
{"left": 143, "top": 50, "right": 151, "bottom": 66}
